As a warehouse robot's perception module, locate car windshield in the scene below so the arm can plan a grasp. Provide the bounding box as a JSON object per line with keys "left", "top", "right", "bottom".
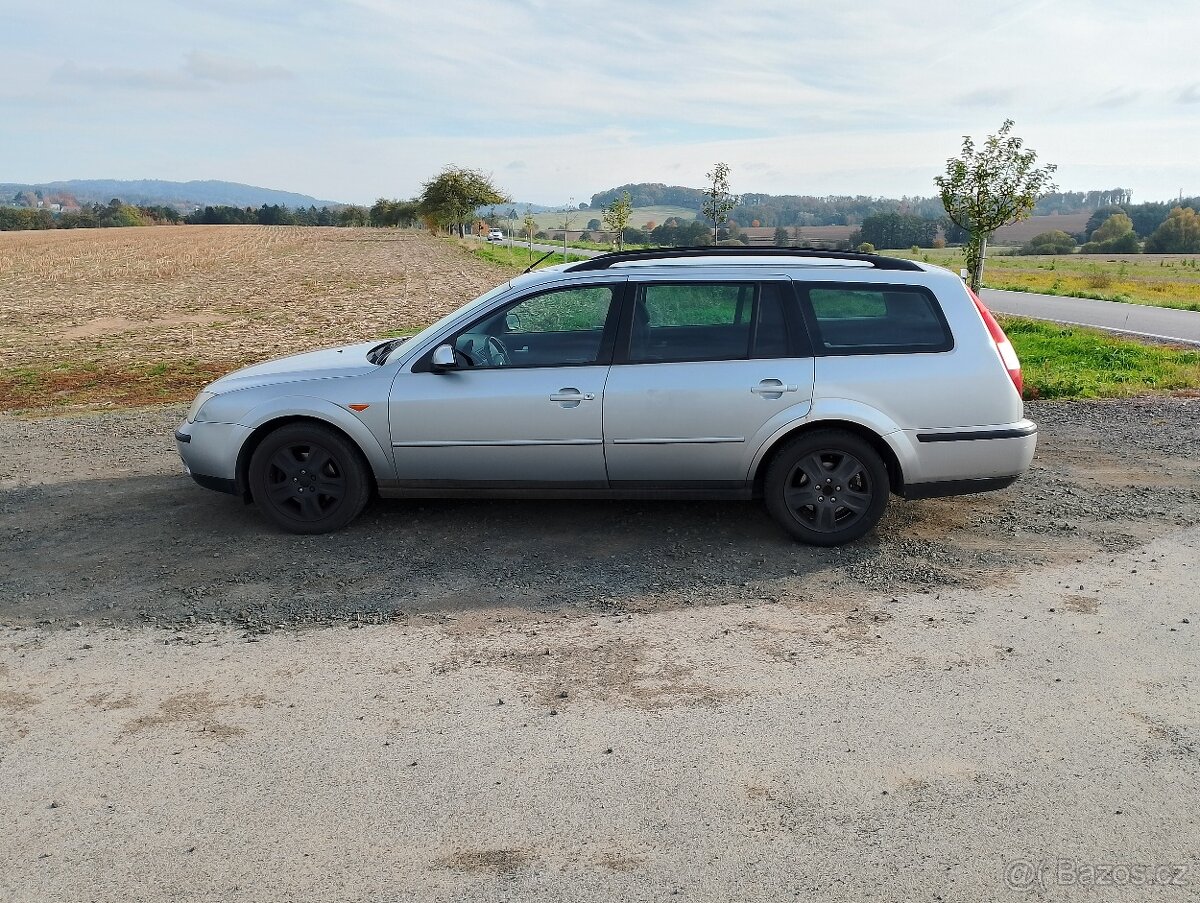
{"left": 380, "top": 280, "right": 513, "bottom": 364}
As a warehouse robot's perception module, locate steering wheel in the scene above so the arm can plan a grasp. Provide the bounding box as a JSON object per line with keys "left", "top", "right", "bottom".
{"left": 482, "top": 335, "right": 510, "bottom": 367}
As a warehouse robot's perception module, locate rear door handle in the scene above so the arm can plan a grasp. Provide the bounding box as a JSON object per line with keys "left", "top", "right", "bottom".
{"left": 751, "top": 379, "right": 799, "bottom": 397}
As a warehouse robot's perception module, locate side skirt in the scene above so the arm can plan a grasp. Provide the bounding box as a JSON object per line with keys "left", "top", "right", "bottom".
{"left": 376, "top": 479, "right": 754, "bottom": 501}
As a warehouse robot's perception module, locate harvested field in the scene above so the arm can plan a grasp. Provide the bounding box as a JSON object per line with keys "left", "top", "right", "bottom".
{"left": 0, "top": 226, "right": 501, "bottom": 410}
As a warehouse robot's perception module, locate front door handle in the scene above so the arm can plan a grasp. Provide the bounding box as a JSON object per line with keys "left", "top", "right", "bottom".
{"left": 550, "top": 388, "right": 595, "bottom": 407}
{"left": 751, "top": 379, "right": 799, "bottom": 398}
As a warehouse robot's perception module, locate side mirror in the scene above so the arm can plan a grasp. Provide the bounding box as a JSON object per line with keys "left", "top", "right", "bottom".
{"left": 431, "top": 344, "right": 457, "bottom": 371}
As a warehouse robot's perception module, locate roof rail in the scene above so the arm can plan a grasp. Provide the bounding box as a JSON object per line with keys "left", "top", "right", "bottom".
{"left": 565, "top": 246, "right": 923, "bottom": 272}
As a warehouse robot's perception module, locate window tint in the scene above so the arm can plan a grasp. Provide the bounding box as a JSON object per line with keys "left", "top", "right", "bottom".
{"left": 806, "top": 286, "right": 951, "bottom": 353}
{"left": 629, "top": 282, "right": 791, "bottom": 363}
{"left": 454, "top": 285, "right": 616, "bottom": 369}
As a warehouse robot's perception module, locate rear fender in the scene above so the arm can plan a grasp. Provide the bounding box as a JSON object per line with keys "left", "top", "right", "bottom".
{"left": 746, "top": 397, "right": 919, "bottom": 484}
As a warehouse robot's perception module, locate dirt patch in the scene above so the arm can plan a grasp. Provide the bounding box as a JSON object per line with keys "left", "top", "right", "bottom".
{"left": 1060, "top": 593, "right": 1100, "bottom": 614}
{"left": 0, "top": 688, "right": 39, "bottom": 711}
{"left": 119, "top": 689, "right": 266, "bottom": 740}
{"left": 435, "top": 848, "right": 534, "bottom": 875}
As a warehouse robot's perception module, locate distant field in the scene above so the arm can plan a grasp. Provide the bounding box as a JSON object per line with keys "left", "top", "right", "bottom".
{"left": 992, "top": 213, "right": 1091, "bottom": 244}
{"left": 0, "top": 226, "right": 502, "bottom": 411}
{"left": 516, "top": 205, "right": 697, "bottom": 232}
{"left": 890, "top": 248, "right": 1200, "bottom": 311}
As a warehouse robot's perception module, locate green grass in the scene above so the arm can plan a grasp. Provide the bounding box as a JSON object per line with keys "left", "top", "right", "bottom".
{"left": 1000, "top": 315, "right": 1200, "bottom": 399}
{"left": 465, "top": 240, "right": 589, "bottom": 271}
{"left": 890, "top": 248, "right": 1200, "bottom": 312}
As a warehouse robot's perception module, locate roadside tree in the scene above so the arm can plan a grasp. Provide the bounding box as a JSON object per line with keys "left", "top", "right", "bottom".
{"left": 702, "top": 162, "right": 737, "bottom": 244}
{"left": 602, "top": 191, "right": 633, "bottom": 250}
{"left": 417, "top": 167, "right": 508, "bottom": 237}
{"left": 935, "top": 120, "right": 1057, "bottom": 291}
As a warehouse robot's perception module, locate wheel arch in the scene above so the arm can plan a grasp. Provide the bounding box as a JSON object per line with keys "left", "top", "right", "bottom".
{"left": 235, "top": 415, "right": 379, "bottom": 501}
{"left": 751, "top": 419, "right": 906, "bottom": 498}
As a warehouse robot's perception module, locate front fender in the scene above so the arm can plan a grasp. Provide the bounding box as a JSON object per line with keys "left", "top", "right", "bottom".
{"left": 237, "top": 395, "right": 395, "bottom": 483}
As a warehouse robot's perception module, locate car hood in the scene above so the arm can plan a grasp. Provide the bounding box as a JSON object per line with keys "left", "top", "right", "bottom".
{"left": 209, "top": 340, "right": 383, "bottom": 393}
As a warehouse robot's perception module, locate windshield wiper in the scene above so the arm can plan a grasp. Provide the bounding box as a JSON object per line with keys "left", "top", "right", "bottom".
{"left": 366, "top": 336, "right": 409, "bottom": 365}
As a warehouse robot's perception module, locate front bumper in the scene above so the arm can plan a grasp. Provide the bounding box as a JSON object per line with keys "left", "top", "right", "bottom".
{"left": 175, "top": 419, "right": 253, "bottom": 495}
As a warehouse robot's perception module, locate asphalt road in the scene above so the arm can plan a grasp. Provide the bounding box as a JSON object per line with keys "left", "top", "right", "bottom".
{"left": 980, "top": 288, "right": 1200, "bottom": 345}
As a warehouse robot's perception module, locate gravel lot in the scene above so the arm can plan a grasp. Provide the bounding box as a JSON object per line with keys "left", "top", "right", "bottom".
{"left": 1, "top": 397, "right": 1198, "bottom": 630}
{"left": 2, "top": 398, "right": 1198, "bottom": 901}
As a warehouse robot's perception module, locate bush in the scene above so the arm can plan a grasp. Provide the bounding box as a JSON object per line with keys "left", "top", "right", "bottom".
{"left": 857, "top": 242, "right": 875, "bottom": 253}
{"left": 1080, "top": 232, "right": 1140, "bottom": 254}
{"left": 716, "top": 238, "right": 746, "bottom": 246}
{"left": 1019, "top": 230, "right": 1077, "bottom": 255}
{"left": 534, "top": 230, "right": 547, "bottom": 240}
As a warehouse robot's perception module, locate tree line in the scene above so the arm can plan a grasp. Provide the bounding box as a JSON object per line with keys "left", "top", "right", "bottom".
{"left": 0, "top": 196, "right": 426, "bottom": 231}
{"left": 1018, "top": 205, "right": 1200, "bottom": 255}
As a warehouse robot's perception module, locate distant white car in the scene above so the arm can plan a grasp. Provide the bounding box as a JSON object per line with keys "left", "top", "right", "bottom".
{"left": 486, "top": 229, "right": 505, "bottom": 241}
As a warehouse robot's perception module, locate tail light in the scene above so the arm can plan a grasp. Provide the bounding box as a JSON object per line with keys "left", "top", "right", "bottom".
{"left": 968, "top": 288, "right": 1023, "bottom": 395}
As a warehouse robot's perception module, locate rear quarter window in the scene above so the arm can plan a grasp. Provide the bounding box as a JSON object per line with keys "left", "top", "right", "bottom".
{"left": 802, "top": 284, "right": 953, "bottom": 354}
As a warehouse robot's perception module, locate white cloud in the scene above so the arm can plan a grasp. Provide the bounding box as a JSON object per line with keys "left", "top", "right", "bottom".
{"left": 4, "top": 0, "right": 1199, "bottom": 203}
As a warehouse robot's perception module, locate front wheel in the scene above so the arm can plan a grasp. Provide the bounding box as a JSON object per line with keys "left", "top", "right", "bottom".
{"left": 248, "top": 423, "right": 371, "bottom": 534}
{"left": 764, "top": 429, "right": 890, "bottom": 546}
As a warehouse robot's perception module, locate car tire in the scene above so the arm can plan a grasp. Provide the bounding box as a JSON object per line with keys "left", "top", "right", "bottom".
{"left": 248, "top": 422, "right": 371, "bottom": 534}
{"left": 764, "top": 429, "right": 890, "bottom": 546}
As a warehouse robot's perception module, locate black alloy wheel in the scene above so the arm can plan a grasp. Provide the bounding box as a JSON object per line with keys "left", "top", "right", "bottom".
{"left": 764, "top": 429, "right": 890, "bottom": 545}
{"left": 248, "top": 423, "right": 370, "bottom": 534}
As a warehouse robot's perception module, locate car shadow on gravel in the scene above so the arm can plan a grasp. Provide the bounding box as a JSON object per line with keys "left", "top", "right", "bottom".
{"left": 0, "top": 470, "right": 1036, "bottom": 630}
{"left": 5, "top": 413, "right": 1200, "bottom": 634}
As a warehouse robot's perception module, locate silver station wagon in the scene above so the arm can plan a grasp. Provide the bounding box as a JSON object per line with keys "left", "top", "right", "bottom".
{"left": 176, "top": 247, "right": 1036, "bottom": 545}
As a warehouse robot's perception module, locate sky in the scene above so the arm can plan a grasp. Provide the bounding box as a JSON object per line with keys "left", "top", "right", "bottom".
{"left": 3, "top": 0, "right": 1197, "bottom": 206}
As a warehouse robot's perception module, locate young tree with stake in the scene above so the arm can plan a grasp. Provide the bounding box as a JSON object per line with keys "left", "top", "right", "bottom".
{"left": 935, "top": 121, "right": 1056, "bottom": 291}
{"left": 702, "top": 162, "right": 737, "bottom": 244}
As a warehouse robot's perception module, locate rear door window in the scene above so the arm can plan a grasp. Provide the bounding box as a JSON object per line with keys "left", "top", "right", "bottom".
{"left": 802, "top": 284, "right": 952, "bottom": 354}
{"left": 627, "top": 282, "right": 794, "bottom": 362}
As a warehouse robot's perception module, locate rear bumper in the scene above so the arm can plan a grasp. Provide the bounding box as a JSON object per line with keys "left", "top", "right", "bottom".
{"left": 896, "top": 418, "right": 1037, "bottom": 487}
{"left": 901, "top": 474, "right": 1020, "bottom": 500}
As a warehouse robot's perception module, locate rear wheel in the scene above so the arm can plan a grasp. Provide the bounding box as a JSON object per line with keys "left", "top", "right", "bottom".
{"left": 764, "top": 429, "right": 889, "bottom": 546}
{"left": 248, "top": 423, "right": 371, "bottom": 534}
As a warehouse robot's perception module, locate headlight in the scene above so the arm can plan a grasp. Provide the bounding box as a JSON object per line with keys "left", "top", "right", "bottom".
{"left": 186, "top": 391, "right": 217, "bottom": 423}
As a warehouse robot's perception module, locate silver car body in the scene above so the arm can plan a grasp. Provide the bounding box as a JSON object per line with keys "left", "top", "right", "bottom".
{"left": 176, "top": 256, "right": 1036, "bottom": 508}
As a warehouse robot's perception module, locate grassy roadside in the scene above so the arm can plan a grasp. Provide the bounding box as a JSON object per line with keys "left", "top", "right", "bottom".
{"left": 891, "top": 248, "right": 1200, "bottom": 312}
{"left": 0, "top": 358, "right": 240, "bottom": 413}
{"left": 1000, "top": 316, "right": 1200, "bottom": 399}
{"left": 459, "top": 239, "right": 590, "bottom": 272}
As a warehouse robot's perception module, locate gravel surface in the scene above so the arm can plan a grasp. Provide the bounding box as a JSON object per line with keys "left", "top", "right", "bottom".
{"left": 2, "top": 399, "right": 1198, "bottom": 901}
{"left": 1, "top": 397, "right": 1198, "bottom": 631}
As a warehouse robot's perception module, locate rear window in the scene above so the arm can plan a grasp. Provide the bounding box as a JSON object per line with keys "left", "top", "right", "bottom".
{"left": 804, "top": 285, "right": 952, "bottom": 353}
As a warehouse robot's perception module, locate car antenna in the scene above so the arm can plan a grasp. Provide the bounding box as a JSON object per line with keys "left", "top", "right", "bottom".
{"left": 522, "top": 250, "right": 555, "bottom": 274}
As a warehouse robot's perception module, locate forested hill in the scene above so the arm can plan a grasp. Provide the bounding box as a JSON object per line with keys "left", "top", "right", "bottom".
{"left": 0, "top": 179, "right": 343, "bottom": 209}
{"left": 589, "top": 183, "right": 1138, "bottom": 228}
